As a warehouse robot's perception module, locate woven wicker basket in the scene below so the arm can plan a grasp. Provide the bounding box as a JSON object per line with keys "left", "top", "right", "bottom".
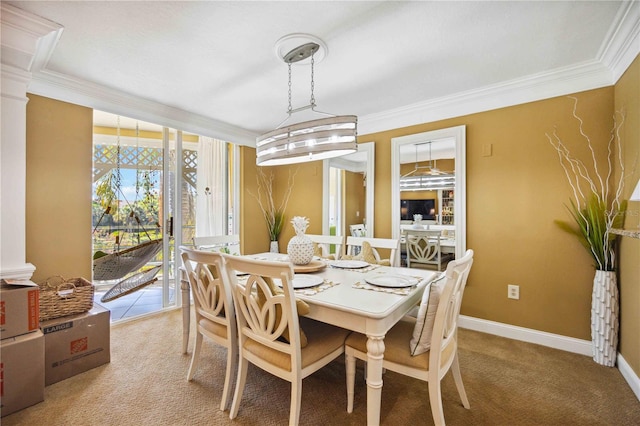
{"left": 38, "top": 276, "right": 94, "bottom": 321}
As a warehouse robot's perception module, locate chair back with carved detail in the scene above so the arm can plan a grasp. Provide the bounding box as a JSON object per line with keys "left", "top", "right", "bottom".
{"left": 223, "top": 255, "right": 349, "bottom": 425}
{"left": 404, "top": 229, "right": 452, "bottom": 271}
{"left": 180, "top": 247, "right": 237, "bottom": 411}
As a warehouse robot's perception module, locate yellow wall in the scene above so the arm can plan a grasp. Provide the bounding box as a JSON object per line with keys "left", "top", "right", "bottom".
{"left": 614, "top": 55, "right": 640, "bottom": 375}
{"left": 239, "top": 150, "right": 324, "bottom": 254}
{"left": 361, "top": 88, "right": 616, "bottom": 342}
{"left": 25, "top": 94, "right": 93, "bottom": 282}
{"left": 344, "top": 170, "right": 365, "bottom": 235}
{"left": 275, "top": 163, "right": 324, "bottom": 246}
{"left": 239, "top": 145, "right": 267, "bottom": 254}
{"left": 24, "top": 56, "right": 639, "bottom": 376}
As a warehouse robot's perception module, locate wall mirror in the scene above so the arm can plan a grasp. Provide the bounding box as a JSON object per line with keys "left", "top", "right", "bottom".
{"left": 323, "top": 142, "right": 374, "bottom": 238}
{"left": 391, "top": 126, "right": 466, "bottom": 259}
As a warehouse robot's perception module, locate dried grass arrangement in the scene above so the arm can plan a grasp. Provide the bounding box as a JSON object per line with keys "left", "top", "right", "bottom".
{"left": 546, "top": 96, "right": 627, "bottom": 272}
{"left": 250, "top": 168, "right": 297, "bottom": 241}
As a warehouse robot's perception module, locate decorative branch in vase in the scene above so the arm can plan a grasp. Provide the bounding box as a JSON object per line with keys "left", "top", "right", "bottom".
{"left": 546, "top": 96, "right": 628, "bottom": 367}
{"left": 249, "top": 167, "right": 297, "bottom": 252}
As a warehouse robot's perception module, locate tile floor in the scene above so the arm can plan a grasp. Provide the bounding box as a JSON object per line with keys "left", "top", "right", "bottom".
{"left": 93, "top": 281, "right": 177, "bottom": 322}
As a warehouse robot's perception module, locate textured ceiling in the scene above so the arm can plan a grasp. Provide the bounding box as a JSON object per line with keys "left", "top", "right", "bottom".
{"left": 5, "top": 1, "right": 634, "bottom": 147}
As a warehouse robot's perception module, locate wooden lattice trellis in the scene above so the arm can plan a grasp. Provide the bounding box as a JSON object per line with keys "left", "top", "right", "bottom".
{"left": 93, "top": 145, "right": 197, "bottom": 189}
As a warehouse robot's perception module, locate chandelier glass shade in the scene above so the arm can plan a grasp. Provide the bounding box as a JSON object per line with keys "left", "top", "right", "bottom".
{"left": 256, "top": 37, "right": 358, "bottom": 166}
{"left": 400, "top": 174, "right": 455, "bottom": 191}
{"left": 256, "top": 115, "right": 357, "bottom": 166}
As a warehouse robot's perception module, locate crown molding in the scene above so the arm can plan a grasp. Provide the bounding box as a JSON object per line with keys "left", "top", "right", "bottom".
{"left": 358, "top": 0, "right": 640, "bottom": 137}
{"left": 28, "top": 69, "right": 258, "bottom": 146}
{"left": 1, "top": 64, "right": 32, "bottom": 100}
{"left": 13, "top": 1, "right": 640, "bottom": 144}
{"left": 29, "top": 55, "right": 616, "bottom": 147}
{"left": 358, "top": 59, "right": 613, "bottom": 136}
{"left": 3, "top": 2, "right": 258, "bottom": 146}
{"left": 0, "top": 3, "right": 63, "bottom": 72}
{"left": 599, "top": 0, "right": 640, "bottom": 82}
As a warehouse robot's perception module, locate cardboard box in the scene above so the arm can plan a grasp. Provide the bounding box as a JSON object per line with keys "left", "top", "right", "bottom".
{"left": 41, "top": 304, "right": 111, "bottom": 386}
{"left": 0, "top": 330, "right": 45, "bottom": 417}
{"left": 0, "top": 280, "right": 39, "bottom": 340}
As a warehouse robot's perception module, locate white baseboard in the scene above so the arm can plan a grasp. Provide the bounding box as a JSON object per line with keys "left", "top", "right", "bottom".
{"left": 458, "top": 315, "right": 640, "bottom": 402}
{"left": 618, "top": 353, "right": 640, "bottom": 401}
{"left": 459, "top": 315, "right": 592, "bottom": 355}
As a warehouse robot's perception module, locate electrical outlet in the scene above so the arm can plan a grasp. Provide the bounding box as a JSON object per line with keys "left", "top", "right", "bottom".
{"left": 508, "top": 284, "right": 520, "bottom": 300}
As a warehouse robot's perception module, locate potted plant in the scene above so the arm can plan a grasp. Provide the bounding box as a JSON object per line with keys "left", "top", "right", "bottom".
{"left": 250, "top": 168, "right": 297, "bottom": 252}
{"left": 547, "top": 96, "right": 627, "bottom": 366}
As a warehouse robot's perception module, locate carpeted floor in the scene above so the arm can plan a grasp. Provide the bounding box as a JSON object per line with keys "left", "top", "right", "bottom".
{"left": 4, "top": 308, "right": 640, "bottom": 425}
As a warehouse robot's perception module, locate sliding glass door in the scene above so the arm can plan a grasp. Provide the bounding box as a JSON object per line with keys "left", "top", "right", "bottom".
{"left": 92, "top": 112, "right": 209, "bottom": 320}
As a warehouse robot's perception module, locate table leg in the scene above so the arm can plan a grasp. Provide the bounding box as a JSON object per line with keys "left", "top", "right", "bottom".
{"left": 180, "top": 277, "right": 190, "bottom": 354}
{"left": 366, "top": 334, "right": 385, "bottom": 426}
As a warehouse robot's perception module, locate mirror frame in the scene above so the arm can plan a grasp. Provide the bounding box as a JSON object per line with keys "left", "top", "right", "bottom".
{"left": 323, "top": 142, "right": 375, "bottom": 238}
{"left": 391, "top": 125, "right": 466, "bottom": 258}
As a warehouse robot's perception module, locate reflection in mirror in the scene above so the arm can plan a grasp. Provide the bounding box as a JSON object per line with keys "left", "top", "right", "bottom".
{"left": 323, "top": 142, "right": 374, "bottom": 238}
{"left": 391, "top": 126, "right": 466, "bottom": 260}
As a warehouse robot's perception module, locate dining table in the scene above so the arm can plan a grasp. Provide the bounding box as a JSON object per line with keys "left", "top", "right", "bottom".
{"left": 180, "top": 252, "right": 440, "bottom": 426}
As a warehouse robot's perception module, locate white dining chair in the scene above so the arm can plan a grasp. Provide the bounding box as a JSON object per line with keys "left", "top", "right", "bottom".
{"left": 403, "top": 229, "right": 454, "bottom": 271}
{"left": 349, "top": 223, "right": 366, "bottom": 237}
{"left": 344, "top": 236, "right": 401, "bottom": 267}
{"left": 193, "top": 234, "right": 241, "bottom": 255}
{"left": 345, "top": 249, "right": 474, "bottom": 425}
{"left": 306, "top": 234, "right": 345, "bottom": 260}
{"left": 180, "top": 247, "right": 238, "bottom": 411}
{"left": 223, "top": 255, "right": 350, "bottom": 425}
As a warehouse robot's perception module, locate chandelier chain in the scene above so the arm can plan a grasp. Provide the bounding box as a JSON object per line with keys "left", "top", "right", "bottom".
{"left": 116, "top": 115, "right": 121, "bottom": 192}
{"left": 310, "top": 53, "right": 316, "bottom": 106}
{"left": 135, "top": 122, "right": 140, "bottom": 199}
{"left": 287, "top": 62, "right": 292, "bottom": 114}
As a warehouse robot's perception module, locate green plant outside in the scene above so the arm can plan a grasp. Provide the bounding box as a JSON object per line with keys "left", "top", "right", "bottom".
{"left": 92, "top": 169, "right": 162, "bottom": 255}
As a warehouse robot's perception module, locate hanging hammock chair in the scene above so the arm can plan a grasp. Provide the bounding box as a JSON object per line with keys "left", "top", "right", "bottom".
{"left": 100, "top": 264, "right": 162, "bottom": 303}
{"left": 93, "top": 239, "right": 163, "bottom": 281}
{"left": 92, "top": 118, "right": 165, "bottom": 302}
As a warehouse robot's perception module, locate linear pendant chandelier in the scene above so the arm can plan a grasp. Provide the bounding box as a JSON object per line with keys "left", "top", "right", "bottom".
{"left": 256, "top": 35, "right": 358, "bottom": 166}
{"left": 400, "top": 141, "right": 455, "bottom": 190}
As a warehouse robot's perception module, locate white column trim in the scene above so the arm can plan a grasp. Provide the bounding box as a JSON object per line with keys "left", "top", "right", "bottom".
{"left": 1, "top": 4, "right": 62, "bottom": 280}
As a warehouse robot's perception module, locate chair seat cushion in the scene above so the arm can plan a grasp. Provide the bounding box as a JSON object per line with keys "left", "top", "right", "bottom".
{"left": 244, "top": 317, "right": 349, "bottom": 371}
{"left": 198, "top": 316, "right": 228, "bottom": 339}
{"left": 345, "top": 317, "right": 455, "bottom": 370}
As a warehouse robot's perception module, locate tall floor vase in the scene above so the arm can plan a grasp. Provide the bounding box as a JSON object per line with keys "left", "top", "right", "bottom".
{"left": 591, "top": 270, "right": 619, "bottom": 367}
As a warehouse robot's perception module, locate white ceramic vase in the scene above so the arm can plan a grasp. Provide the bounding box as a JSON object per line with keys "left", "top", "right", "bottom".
{"left": 269, "top": 240, "right": 279, "bottom": 253}
{"left": 287, "top": 216, "right": 314, "bottom": 265}
{"left": 591, "top": 270, "right": 619, "bottom": 367}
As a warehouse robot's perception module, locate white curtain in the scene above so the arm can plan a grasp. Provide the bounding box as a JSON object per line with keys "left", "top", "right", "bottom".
{"left": 195, "top": 136, "right": 227, "bottom": 237}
